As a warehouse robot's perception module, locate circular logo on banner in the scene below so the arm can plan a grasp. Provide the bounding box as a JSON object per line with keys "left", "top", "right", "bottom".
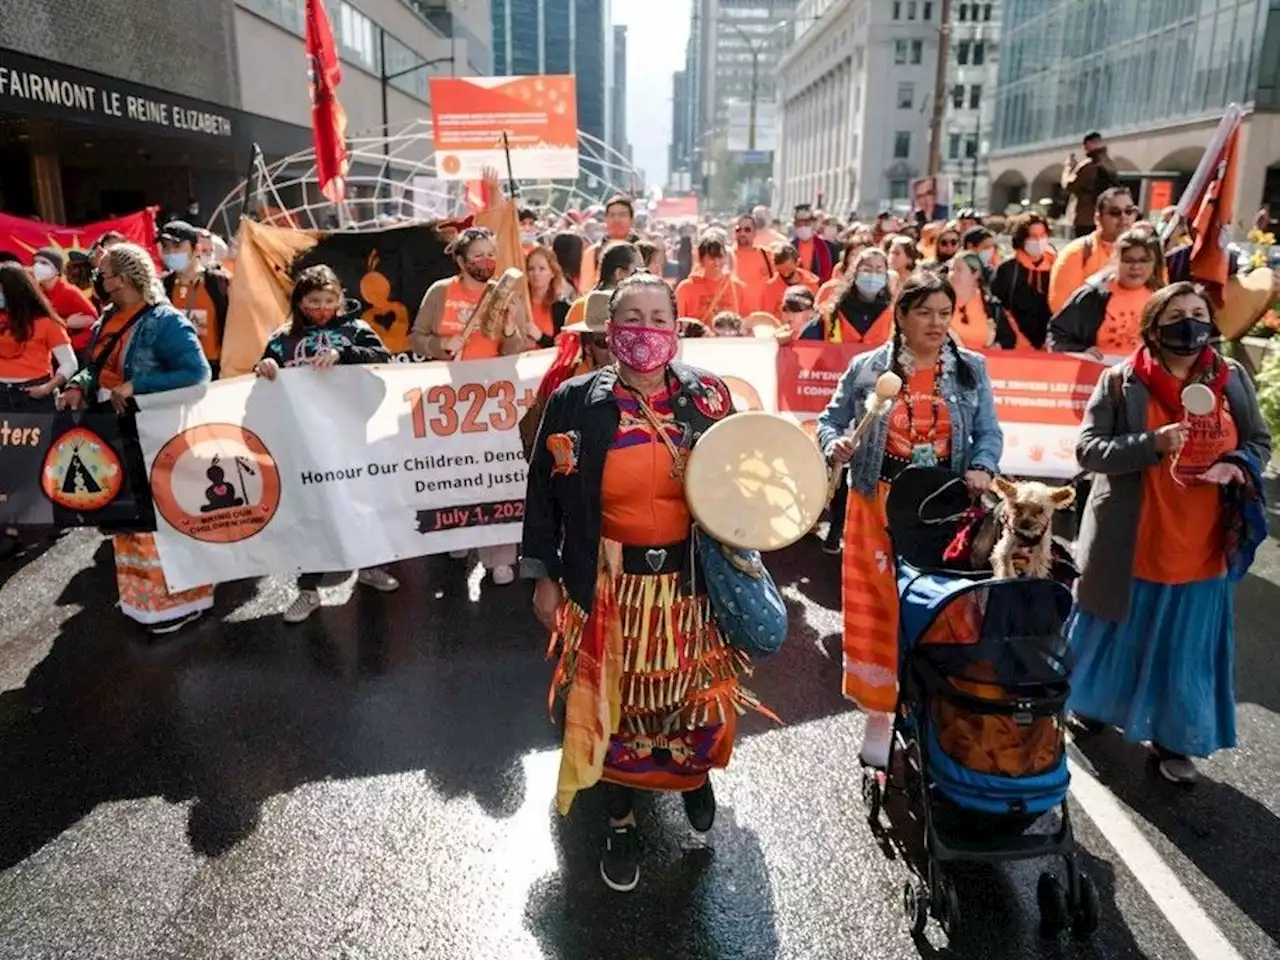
{"left": 150, "top": 423, "right": 281, "bottom": 544}
{"left": 40, "top": 427, "right": 125, "bottom": 511}
{"left": 441, "top": 155, "right": 462, "bottom": 175}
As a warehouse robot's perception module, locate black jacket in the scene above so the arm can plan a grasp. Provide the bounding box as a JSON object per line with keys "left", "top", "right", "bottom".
{"left": 991, "top": 257, "right": 1053, "bottom": 349}
{"left": 520, "top": 362, "right": 735, "bottom": 613}
{"left": 1047, "top": 275, "right": 1113, "bottom": 353}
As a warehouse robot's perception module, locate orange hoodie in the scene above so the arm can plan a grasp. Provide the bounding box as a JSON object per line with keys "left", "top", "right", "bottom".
{"left": 761, "top": 266, "right": 820, "bottom": 317}
{"left": 675, "top": 271, "right": 746, "bottom": 323}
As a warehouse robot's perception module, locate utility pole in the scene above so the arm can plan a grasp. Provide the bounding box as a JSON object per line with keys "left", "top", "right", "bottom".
{"left": 748, "top": 46, "right": 759, "bottom": 150}
{"left": 928, "top": 0, "right": 952, "bottom": 177}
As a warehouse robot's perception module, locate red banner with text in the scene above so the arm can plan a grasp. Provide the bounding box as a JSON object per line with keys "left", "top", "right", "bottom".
{"left": 0, "top": 208, "right": 158, "bottom": 267}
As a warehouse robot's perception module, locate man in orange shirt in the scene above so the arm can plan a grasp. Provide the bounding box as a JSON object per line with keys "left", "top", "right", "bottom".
{"left": 1048, "top": 186, "right": 1137, "bottom": 314}
{"left": 760, "top": 243, "right": 819, "bottom": 318}
{"left": 160, "top": 220, "right": 231, "bottom": 377}
{"left": 731, "top": 214, "right": 775, "bottom": 314}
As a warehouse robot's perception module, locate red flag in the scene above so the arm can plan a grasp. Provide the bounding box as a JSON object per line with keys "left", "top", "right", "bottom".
{"left": 305, "top": 0, "right": 349, "bottom": 204}
{"left": 0, "top": 208, "right": 160, "bottom": 267}
{"left": 1189, "top": 127, "right": 1241, "bottom": 307}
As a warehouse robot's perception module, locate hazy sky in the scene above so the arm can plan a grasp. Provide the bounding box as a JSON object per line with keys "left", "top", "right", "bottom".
{"left": 613, "top": 0, "right": 692, "bottom": 189}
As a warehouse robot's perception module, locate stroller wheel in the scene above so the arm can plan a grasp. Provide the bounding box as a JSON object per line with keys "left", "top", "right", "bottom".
{"left": 903, "top": 879, "right": 929, "bottom": 937}
{"left": 861, "top": 768, "right": 883, "bottom": 821}
{"left": 1071, "top": 872, "right": 1100, "bottom": 937}
{"left": 936, "top": 874, "right": 961, "bottom": 940}
{"left": 1037, "top": 872, "right": 1070, "bottom": 938}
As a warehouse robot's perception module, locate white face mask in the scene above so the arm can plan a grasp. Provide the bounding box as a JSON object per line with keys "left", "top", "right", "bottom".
{"left": 520, "top": 231, "right": 536, "bottom": 246}
{"left": 978, "top": 249, "right": 995, "bottom": 267}
{"left": 1024, "top": 239, "right": 1045, "bottom": 258}
{"left": 32, "top": 260, "right": 58, "bottom": 283}
{"left": 795, "top": 225, "right": 814, "bottom": 241}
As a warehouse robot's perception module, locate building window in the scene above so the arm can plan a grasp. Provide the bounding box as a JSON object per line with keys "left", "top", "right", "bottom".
{"left": 965, "top": 136, "right": 978, "bottom": 158}
{"left": 910, "top": 40, "right": 923, "bottom": 64}
{"left": 956, "top": 40, "right": 971, "bottom": 65}
{"left": 894, "top": 131, "right": 911, "bottom": 158}
{"left": 923, "top": 1, "right": 933, "bottom": 19}
{"left": 958, "top": 3, "right": 968, "bottom": 21}
{"left": 907, "top": 1, "right": 917, "bottom": 19}
{"left": 948, "top": 133, "right": 961, "bottom": 159}
{"left": 337, "top": 1, "right": 378, "bottom": 71}
{"left": 898, "top": 82, "right": 915, "bottom": 108}
{"left": 973, "top": 41, "right": 985, "bottom": 65}
{"left": 969, "top": 84, "right": 981, "bottom": 109}
{"left": 983, "top": 3, "right": 992, "bottom": 21}
{"left": 892, "top": 1, "right": 901, "bottom": 18}
{"left": 951, "top": 84, "right": 965, "bottom": 108}
{"left": 890, "top": 179, "right": 910, "bottom": 201}
{"left": 894, "top": 40, "right": 908, "bottom": 64}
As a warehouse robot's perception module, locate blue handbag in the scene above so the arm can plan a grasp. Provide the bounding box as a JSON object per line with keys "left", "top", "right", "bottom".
{"left": 694, "top": 527, "right": 788, "bottom": 657}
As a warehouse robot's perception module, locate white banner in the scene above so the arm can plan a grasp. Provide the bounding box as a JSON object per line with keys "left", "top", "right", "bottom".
{"left": 136, "top": 352, "right": 552, "bottom": 591}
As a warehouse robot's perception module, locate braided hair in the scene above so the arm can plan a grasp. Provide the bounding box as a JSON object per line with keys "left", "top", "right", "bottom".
{"left": 890, "top": 271, "right": 977, "bottom": 389}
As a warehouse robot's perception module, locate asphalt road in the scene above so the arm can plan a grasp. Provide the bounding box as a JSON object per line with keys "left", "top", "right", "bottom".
{"left": 1, "top": 525, "right": 1277, "bottom": 960}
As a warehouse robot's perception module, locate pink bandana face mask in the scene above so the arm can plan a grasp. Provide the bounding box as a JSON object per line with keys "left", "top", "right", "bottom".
{"left": 609, "top": 324, "right": 678, "bottom": 373}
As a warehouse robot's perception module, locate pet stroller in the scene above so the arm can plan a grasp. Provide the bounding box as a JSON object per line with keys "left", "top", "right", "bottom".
{"left": 860, "top": 467, "right": 1098, "bottom": 941}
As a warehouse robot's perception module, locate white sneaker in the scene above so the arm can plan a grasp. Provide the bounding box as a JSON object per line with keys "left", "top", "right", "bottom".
{"left": 357, "top": 567, "right": 399, "bottom": 592}
{"left": 449, "top": 549, "right": 469, "bottom": 559}
{"left": 284, "top": 590, "right": 321, "bottom": 623}
{"left": 491, "top": 564, "right": 516, "bottom": 586}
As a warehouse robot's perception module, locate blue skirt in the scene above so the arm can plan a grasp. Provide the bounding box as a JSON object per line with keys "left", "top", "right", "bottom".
{"left": 1066, "top": 576, "right": 1236, "bottom": 758}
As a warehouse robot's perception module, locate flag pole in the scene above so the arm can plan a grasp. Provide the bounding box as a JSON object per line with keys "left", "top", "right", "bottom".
{"left": 501, "top": 131, "right": 519, "bottom": 198}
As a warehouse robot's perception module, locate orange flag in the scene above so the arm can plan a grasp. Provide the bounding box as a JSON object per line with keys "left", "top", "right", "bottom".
{"left": 1189, "top": 126, "right": 1240, "bottom": 307}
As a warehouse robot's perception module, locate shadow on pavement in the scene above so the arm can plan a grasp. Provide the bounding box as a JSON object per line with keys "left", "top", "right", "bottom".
{"left": 524, "top": 785, "right": 779, "bottom": 960}
{"left": 1232, "top": 570, "right": 1280, "bottom": 716}
{"left": 0, "top": 548, "right": 560, "bottom": 867}
{"left": 1074, "top": 729, "right": 1280, "bottom": 945}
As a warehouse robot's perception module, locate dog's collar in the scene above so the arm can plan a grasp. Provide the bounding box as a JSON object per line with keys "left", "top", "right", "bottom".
{"left": 1003, "top": 515, "right": 1049, "bottom": 546}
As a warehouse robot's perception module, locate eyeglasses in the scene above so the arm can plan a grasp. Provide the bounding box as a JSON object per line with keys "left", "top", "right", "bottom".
{"left": 1103, "top": 206, "right": 1139, "bottom": 218}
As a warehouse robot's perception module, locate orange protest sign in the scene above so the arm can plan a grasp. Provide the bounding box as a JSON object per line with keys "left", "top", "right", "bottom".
{"left": 1148, "top": 180, "right": 1173, "bottom": 213}
{"left": 429, "top": 75, "right": 579, "bottom": 181}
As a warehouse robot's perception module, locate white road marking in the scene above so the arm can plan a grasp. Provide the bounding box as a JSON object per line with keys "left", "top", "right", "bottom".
{"left": 1068, "top": 755, "right": 1245, "bottom": 960}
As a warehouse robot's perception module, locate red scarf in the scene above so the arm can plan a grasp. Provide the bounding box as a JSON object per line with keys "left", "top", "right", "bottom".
{"left": 537, "top": 333, "right": 586, "bottom": 400}
{"left": 1131, "top": 345, "right": 1229, "bottom": 416}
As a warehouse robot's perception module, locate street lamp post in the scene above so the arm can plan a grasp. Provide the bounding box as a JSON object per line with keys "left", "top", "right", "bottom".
{"left": 378, "top": 29, "right": 455, "bottom": 161}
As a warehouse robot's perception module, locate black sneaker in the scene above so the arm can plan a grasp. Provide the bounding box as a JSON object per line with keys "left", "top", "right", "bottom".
{"left": 682, "top": 778, "right": 717, "bottom": 833}
{"left": 146, "top": 609, "right": 204, "bottom": 638}
{"left": 599, "top": 825, "right": 639, "bottom": 892}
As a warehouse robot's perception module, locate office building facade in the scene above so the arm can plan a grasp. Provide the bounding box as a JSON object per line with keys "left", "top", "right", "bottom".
{"left": 989, "top": 0, "right": 1280, "bottom": 218}
{"left": 0, "top": 0, "right": 489, "bottom": 225}
{"left": 775, "top": 0, "right": 937, "bottom": 215}
{"left": 611, "top": 26, "right": 631, "bottom": 162}
{"left": 940, "top": 0, "right": 1000, "bottom": 212}
{"left": 491, "top": 0, "right": 614, "bottom": 183}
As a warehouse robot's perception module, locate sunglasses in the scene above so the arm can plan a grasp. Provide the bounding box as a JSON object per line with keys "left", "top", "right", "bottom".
{"left": 1103, "top": 206, "right": 1139, "bottom": 218}
{"left": 938, "top": 239, "right": 959, "bottom": 248}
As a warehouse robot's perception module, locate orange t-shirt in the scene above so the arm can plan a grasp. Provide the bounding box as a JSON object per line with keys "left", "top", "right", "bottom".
{"left": 1095, "top": 284, "right": 1152, "bottom": 355}
{"left": 761, "top": 268, "right": 820, "bottom": 318}
{"left": 601, "top": 385, "right": 690, "bottom": 546}
{"left": 885, "top": 367, "right": 953, "bottom": 462}
{"left": 952, "top": 294, "right": 991, "bottom": 350}
{"left": 92, "top": 304, "right": 142, "bottom": 391}
{"left": 437, "top": 277, "right": 501, "bottom": 360}
{"left": 1048, "top": 233, "right": 1114, "bottom": 314}
{"left": 171, "top": 275, "right": 222, "bottom": 362}
{"left": 796, "top": 238, "right": 816, "bottom": 275}
{"left": 530, "top": 299, "right": 555, "bottom": 340}
{"left": 675, "top": 273, "right": 745, "bottom": 324}
{"left": 0, "top": 314, "right": 70, "bottom": 382}
{"left": 732, "top": 245, "right": 775, "bottom": 314}
{"left": 1133, "top": 395, "right": 1237, "bottom": 584}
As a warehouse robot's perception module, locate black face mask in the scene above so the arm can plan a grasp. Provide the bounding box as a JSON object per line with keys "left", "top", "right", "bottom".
{"left": 1156, "top": 318, "right": 1213, "bottom": 356}
{"left": 92, "top": 268, "right": 108, "bottom": 303}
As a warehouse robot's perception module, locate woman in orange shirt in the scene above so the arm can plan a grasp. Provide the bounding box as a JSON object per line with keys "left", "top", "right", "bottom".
{"left": 0, "top": 262, "right": 77, "bottom": 413}
{"left": 674, "top": 234, "right": 746, "bottom": 324}
{"left": 525, "top": 244, "right": 569, "bottom": 347}
{"left": 410, "top": 227, "right": 530, "bottom": 362}
{"left": 523, "top": 272, "right": 773, "bottom": 891}
{"left": 1048, "top": 229, "right": 1163, "bottom": 357}
{"left": 809, "top": 248, "right": 894, "bottom": 345}
{"left": 947, "top": 253, "right": 1020, "bottom": 350}
{"left": 1068, "top": 283, "right": 1272, "bottom": 783}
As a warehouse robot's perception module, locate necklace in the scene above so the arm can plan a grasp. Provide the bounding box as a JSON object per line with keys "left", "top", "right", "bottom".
{"left": 902, "top": 356, "right": 945, "bottom": 466}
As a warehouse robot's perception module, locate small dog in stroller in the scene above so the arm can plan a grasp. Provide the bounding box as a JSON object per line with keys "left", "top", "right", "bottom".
{"left": 863, "top": 467, "right": 1099, "bottom": 943}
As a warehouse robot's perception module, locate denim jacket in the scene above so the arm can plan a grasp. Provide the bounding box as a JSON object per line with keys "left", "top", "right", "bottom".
{"left": 70, "top": 301, "right": 211, "bottom": 398}
{"left": 816, "top": 341, "right": 1003, "bottom": 496}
